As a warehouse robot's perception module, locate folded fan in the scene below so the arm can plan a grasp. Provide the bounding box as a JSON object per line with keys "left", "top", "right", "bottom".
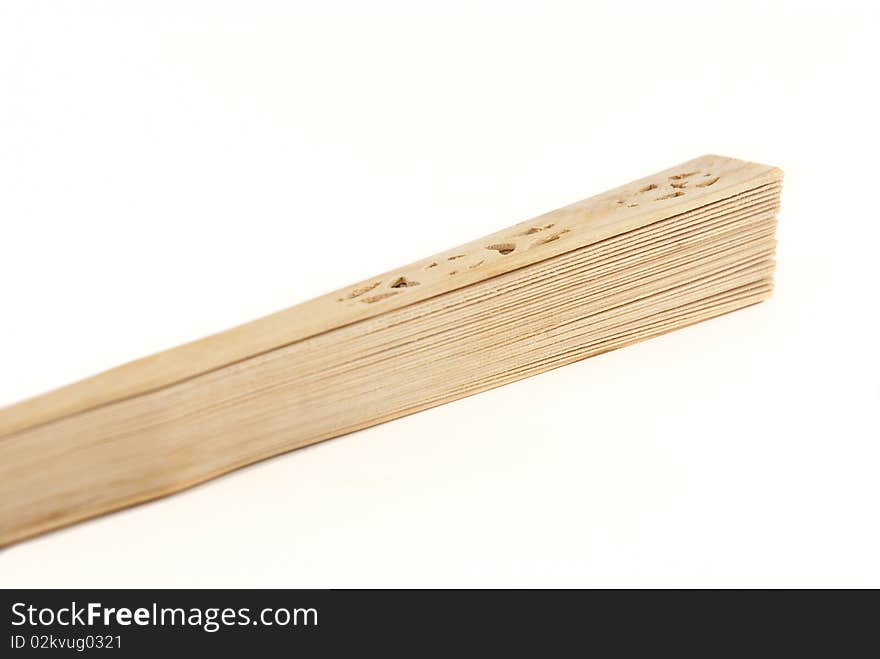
{"left": 0, "top": 154, "right": 783, "bottom": 546}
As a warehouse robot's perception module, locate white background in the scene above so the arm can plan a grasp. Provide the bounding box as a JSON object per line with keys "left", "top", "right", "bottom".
{"left": 1, "top": 1, "right": 878, "bottom": 588}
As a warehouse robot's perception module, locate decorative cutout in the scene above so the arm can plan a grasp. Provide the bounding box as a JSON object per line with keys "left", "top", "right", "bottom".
{"left": 448, "top": 254, "right": 466, "bottom": 260}
{"left": 338, "top": 282, "right": 381, "bottom": 302}
{"left": 486, "top": 243, "right": 516, "bottom": 255}
{"left": 390, "top": 276, "right": 419, "bottom": 288}
{"left": 523, "top": 223, "right": 555, "bottom": 235}
{"left": 532, "top": 228, "right": 571, "bottom": 246}
{"left": 362, "top": 292, "right": 398, "bottom": 304}
{"left": 655, "top": 191, "right": 685, "bottom": 200}
{"left": 616, "top": 171, "right": 721, "bottom": 209}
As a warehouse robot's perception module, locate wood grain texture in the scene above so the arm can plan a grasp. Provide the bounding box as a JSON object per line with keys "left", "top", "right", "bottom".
{"left": 0, "top": 155, "right": 781, "bottom": 438}
{"left": 0, "top": 154, "right": 783, "bottom": 545}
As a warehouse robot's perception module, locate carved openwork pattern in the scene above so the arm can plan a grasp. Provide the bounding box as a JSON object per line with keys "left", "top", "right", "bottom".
{"left": 338, "top": 167, "right": 722, "bottom": 304}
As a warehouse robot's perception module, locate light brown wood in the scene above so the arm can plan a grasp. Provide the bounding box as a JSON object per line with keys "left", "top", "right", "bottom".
{"left": 0, "top": 154, "right": 782, "bottom": 546}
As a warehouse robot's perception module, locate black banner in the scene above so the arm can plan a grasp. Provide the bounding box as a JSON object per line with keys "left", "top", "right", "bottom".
{"left": 1, "top": 588, "right": 872, "bottom": 655}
